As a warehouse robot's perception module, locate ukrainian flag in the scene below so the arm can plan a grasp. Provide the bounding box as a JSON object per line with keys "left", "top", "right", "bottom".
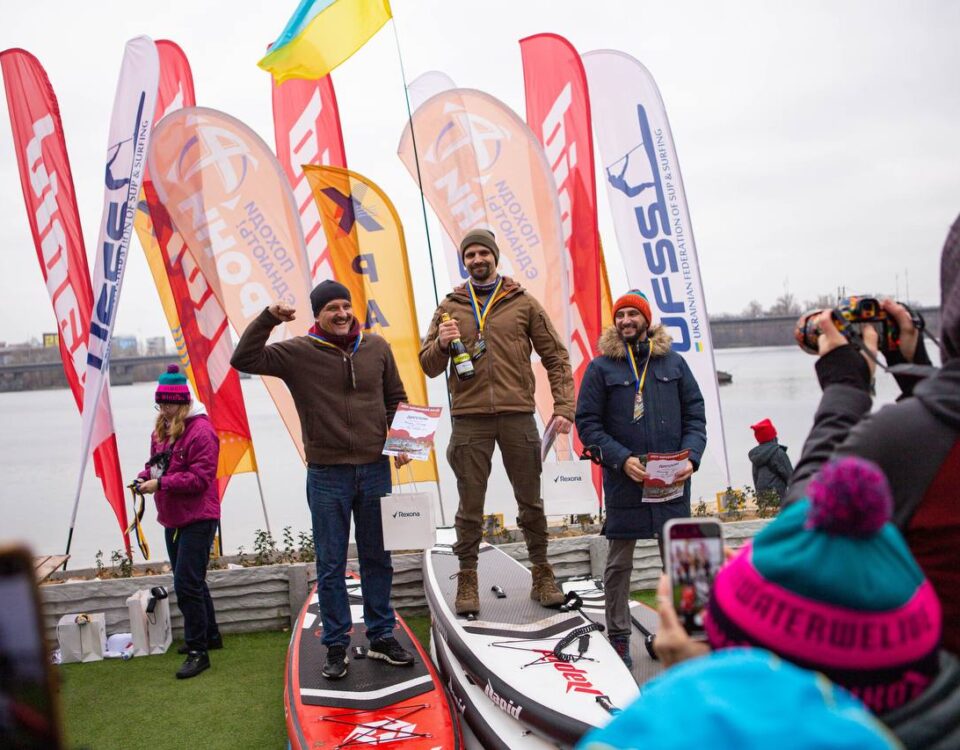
{"left": 259, "top": 0, "right": 392, "bottom": 83}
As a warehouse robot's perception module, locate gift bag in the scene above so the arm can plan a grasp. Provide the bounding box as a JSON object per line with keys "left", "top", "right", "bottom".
{"left": 146, "top": 592, "right": 172, "bottom": 655}
{"left": 57, "top": 613, "right": 107, "bottom": 663}
{"left": 381, "top": 470, "right": 435, "bottom": 551}
{"left": 125, "top": 590, "right": 151, "bottom": 657}
{"left": 541, "top": 460, "right": 596, "bottom": 515}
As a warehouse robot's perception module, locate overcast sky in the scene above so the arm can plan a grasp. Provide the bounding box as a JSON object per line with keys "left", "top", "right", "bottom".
{"left": 1, "top": 0, "right": 958, "bottom": 345}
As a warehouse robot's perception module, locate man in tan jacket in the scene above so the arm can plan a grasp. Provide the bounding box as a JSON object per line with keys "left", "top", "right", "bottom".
{"left": 420, "top": 229, "right": 575, "bottom": 615}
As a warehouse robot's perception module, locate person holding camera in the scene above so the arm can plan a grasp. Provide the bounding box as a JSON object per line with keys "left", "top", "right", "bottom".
{"left": 230, "top": 280, "right": 415, "bottom": 680}
{"left": 784, "top": 215, "right": 960, "bottom": 657}
{"left": 134, "top": 364, "right": 221, "bottom": 680}
{"left": 575, "top": 290, "right": 706, "bottom": 667}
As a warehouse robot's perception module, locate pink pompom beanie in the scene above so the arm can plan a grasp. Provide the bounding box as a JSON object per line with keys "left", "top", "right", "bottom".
{"left": 706, "top": 457, "right": 941, "bottom": 715}
{"left": 155, "top": 364, "right": 191, "bottom": 404}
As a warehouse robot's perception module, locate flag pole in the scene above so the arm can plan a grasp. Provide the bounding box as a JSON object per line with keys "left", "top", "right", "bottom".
{"left": 254, "top": 469, "right": 272, "bottom": 535}
{"left": 390, "top": 19, "right": 440, "bottom": 311}
{"left": 390, "top": 17, "right": 449, "bottom": 526}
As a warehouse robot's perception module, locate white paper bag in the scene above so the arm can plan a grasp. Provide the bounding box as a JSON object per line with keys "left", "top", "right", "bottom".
{"left": 542, "top": 460, "right": 596, "bottom": 515}
{"left": 146, "top": 595, "right": 172, "bottom": 655}
{"left": 57, "top": 613, "right": 107, "bottom": 663}
{"left": 125, "top": 590, "right": 151, "bottom": 657}
{"left": 380, "top": 491, "right": 435, "bottom": 551}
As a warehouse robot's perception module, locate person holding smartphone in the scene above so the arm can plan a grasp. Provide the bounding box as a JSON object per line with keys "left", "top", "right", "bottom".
{"left": 575, "top": 290, "right": 706, "bottom": 667}
{"left": 133, "top": 365, "right": 221, "bottom": 680}
{"left": 654, "top": 456, "right": 960, "bottom": 749}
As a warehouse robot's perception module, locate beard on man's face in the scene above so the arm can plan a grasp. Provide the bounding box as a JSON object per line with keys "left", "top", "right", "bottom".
{"left": 468, "top": 261, "right": 493, "bottom": 282}
{"left": 616, "top": 318, "right": 648, "bottom": 343}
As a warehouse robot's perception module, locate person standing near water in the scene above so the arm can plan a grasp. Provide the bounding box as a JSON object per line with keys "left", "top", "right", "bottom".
{"left": 134, "top": 364, "right": 221, "bottom": 680}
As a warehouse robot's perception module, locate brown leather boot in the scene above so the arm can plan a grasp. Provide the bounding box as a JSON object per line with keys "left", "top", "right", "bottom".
{"left": 454, "top": 569, "right": 480, "bottom": 615}
{"left": 530, "top": 563, "right": 565, "bottom": 608}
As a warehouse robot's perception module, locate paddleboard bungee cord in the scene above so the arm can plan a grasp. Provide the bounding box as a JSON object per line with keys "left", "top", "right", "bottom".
{"left": 489, "top": 623, "right": 605, "bottom": 668}
{"left": 425, "top": 541, "right": 639, "bottom": 745}
{"left": 319, "top": 703, "right": 435, "bottom": 748}
{"left": 285, "top": 576, "right": 461, "bottom": 749}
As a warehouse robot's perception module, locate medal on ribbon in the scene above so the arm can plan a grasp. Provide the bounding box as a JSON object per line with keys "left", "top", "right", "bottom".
{"left": 467, "top": 277, "right": 504, "bottom": 362}
{"left": 633, "top": 391, "right": 645, "bottom": 421}
{"left": 625, "top": 342, "right": 651, "bottom": 423}
{"left": 472, "top": 336, "right": 487, "bottom": 360}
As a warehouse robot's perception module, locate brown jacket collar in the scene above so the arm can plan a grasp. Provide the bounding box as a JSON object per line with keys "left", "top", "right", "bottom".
{"left": 447, "top": 275, "right": 523, "bottom": 304}
{"left": 598, "top": 323, "right": 673, "bottom": 359}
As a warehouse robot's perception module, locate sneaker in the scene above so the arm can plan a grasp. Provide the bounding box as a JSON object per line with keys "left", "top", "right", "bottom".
{"left": 177, "top": 634, "right": 223, "bottom": 655}
{"left": 176, "top": 650, "right": 210, "bottom": 679}
{"left": 367, "top": 637, "right": 415, "bottom": 667}
{"left": 610, "top": 636, "right": 633, "bottom": 670}
{"left": 322, "top": 644, "right": 349, "bottom": 679}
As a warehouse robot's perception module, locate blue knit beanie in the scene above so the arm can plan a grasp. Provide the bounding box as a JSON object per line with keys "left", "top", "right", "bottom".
{"left": 576, "top": 649, "right": 899, "bottom": 750}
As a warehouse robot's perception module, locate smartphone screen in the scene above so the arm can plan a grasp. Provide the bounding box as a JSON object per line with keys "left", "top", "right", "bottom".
{"left": 0, "top": 547, "right": 62, "bottom": 750}
{"left": 665, "top": 521, "right": 723, "bottom": 638}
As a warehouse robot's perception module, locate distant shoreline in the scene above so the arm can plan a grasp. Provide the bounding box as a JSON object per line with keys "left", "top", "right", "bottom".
{"left": 0, "top": 307, "right": 941, "bottom": 393}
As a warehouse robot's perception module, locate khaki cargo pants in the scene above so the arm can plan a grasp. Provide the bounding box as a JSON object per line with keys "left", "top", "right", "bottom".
{"left": 447, "top": 413, "right": 548, "bottom": 570}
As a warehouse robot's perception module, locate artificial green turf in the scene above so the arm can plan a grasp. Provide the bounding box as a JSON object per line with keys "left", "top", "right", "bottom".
{"left": 402, "top": 613, "right": 431, "bottom": 650}
{"left": 60, "top": 631, "right": 290, "bottom": 750}
{"left": 630, "top": 589, "right": 658, "bottom": 608}
{"left": 58, "top": 604, "right": 647, "bottom": 749}
{"left": 59, "top": 619, "right": 434, "bottom": 750}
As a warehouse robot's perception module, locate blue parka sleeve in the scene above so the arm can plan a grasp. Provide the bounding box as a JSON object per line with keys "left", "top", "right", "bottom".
{"left": 678, "top": 357, "right": 707, "bottom": 469}
{"left": 575, "top": 360, "right": 633, "bottom": 472}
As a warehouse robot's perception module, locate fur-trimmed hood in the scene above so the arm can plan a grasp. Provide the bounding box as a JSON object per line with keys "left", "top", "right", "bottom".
{"left": 598, "top": 324, "right": 673, "bottom": 359}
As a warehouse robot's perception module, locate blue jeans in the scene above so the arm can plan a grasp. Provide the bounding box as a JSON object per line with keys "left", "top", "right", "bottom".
{"left": 306, "top": 459, "right": 395, "bottom": 646}
{"left": 165, "top": 520, "right": 220, "bottom": 652}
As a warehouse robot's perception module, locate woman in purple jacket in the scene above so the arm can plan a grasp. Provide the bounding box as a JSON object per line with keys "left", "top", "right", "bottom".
{"left": 134, "top": 365, "right": 221, "bottom": 679}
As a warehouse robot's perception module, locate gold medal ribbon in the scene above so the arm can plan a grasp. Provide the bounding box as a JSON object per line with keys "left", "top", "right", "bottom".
{"left": 466, "top": 277, "right": 505, "bottom": 336}
{"left": 624, "top": 342, "right": 652, "bottom": 395}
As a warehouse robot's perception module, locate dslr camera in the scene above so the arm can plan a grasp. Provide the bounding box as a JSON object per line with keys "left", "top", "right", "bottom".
{"left": 794, "top": 296, "right": 922, "bottom": 355}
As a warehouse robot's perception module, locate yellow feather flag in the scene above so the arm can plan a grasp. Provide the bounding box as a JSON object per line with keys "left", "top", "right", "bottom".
{"left": 259, "top": 0, "right": 392, "bottom": 83}
{"left": 304, "top": 165, "right": 440, "bottom": 485}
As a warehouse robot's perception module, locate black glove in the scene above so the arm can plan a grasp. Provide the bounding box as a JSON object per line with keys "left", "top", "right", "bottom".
{"left": 815, "top": 344, "right": 872, "bottom": 392}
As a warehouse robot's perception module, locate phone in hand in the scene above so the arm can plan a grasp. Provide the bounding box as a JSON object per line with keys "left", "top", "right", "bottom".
{"left": 662, "top": 519, "right": 723, "bottom": 640}
{"left": 0, "top": 545, "right": 63, "bottom": 749}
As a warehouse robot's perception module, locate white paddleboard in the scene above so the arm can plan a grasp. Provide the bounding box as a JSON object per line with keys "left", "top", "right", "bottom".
{"left": 423, "top": 540, "right": 638, "bottom": 747}
{"left": 560, "top": 577, "right": 664, "bottom": 685}
{"left": 431, "top": 625, "right": 558, "bottom": 750}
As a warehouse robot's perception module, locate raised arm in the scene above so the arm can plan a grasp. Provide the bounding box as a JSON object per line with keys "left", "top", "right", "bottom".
{"left": 230, "top": 306, "right": 294, "bottom": 378}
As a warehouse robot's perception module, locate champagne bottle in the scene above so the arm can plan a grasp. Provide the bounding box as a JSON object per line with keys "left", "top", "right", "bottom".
{"left": 442, "top": 313, "right": 475, "bottom": 380}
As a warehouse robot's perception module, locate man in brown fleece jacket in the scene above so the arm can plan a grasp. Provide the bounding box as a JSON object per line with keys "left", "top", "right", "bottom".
{"left": 420, "top": 229, "right": 575, "bottom": 615}
{"left": 231, "top": 280, "right": 414, "bottom": 680}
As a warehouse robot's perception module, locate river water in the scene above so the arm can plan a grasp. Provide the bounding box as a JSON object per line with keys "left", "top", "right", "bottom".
{"left": 0, "top": 346, "right": 925, "bottom": 569}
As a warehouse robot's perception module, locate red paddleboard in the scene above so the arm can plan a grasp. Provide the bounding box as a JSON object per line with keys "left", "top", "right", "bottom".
{"left": 285, "top": 576, "right": 461, "bottom": 749}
